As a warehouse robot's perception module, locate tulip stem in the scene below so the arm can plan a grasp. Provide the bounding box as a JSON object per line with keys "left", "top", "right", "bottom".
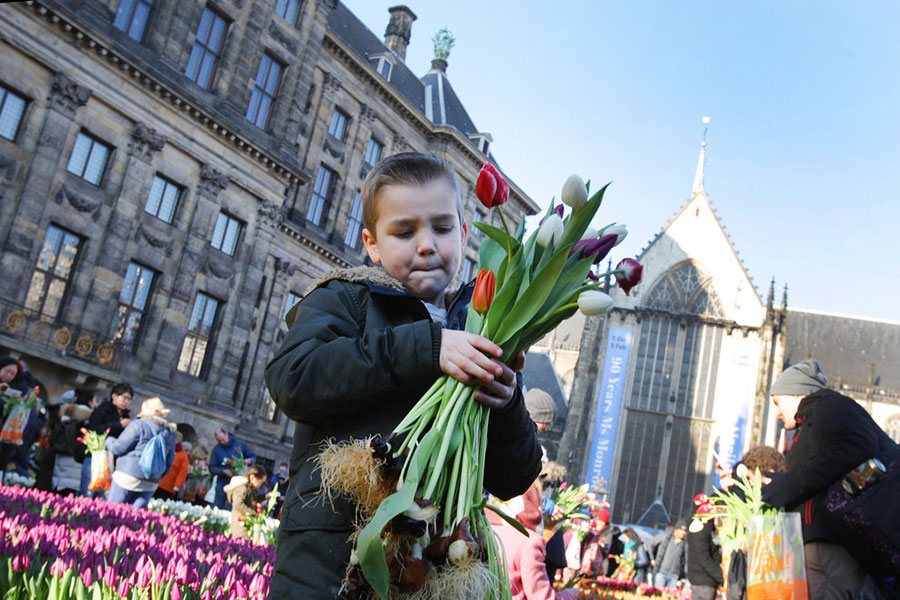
{"left": 496, "top": 206, "right": 513, "bottom": 267}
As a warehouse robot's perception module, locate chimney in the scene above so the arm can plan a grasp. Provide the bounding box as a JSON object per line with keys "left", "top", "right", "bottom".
{"left": 384, "top": 6, "right": 417, "bottom": 61}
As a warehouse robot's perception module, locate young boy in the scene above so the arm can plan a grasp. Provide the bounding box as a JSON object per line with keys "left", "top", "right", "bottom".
{"left": 265, "top": 153, "right": 542, "bottom": 599}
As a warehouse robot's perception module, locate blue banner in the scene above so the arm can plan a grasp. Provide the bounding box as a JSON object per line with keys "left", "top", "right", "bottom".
{"left": 585, "top": 326, "right": 633, "bottom": 491}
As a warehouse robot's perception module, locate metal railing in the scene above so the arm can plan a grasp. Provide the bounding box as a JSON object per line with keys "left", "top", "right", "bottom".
{"left": 0, "top": 296, "right": 123, "bottom": 370}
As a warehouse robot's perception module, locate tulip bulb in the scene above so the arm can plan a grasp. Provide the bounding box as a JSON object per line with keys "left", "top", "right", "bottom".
{"left": 536, "top": 214, "right": 564, "bottom": 248}
{"left": 448, "top": 539, "right": 479, "bottom": 566}
{"left": 562, "top": 174, "right": 588, "bottom": 208}
{"left": 577, "top": 291, "right": 614, "bottom": 316}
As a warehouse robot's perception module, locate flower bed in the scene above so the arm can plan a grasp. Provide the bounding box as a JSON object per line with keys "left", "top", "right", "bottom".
{"left": 0, "top": 485, "right": 272, "bottom": 599}
{"left": 146, "top": 498, "right": 233, "bottom": 537}
{"left": 575, "top": 577, "right": 686, "bottom": 599}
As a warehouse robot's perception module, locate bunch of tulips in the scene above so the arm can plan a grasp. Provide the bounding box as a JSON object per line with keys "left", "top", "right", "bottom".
{"left": 319, "top": 165, "right": 643, "bottom": 600}
{"left": 549, "top": 482, "right": 602, "bottom": 525}
{"left": 0, "top": 485, "right": 272, "bottom": 599}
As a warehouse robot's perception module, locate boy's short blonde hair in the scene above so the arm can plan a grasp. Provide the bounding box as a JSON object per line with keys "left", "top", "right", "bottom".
{"left": 361, "top": 152, "right": 463, "bottom": 234}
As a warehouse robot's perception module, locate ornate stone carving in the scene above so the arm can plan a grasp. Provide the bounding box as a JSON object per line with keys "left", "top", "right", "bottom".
{"left": 316, "top": 0, "right": 338, "bottom": 14}
{"left": 55, "top": 185, "right": 102, "bottom": 218}
{"left": 392, "top": 133, "right": 409, "bottom": 152}
{"left": 136, "top": 224, "right": 173, "bottom": 256}
{"left": 48, "top": 73, "right": 91, "bottom": 115}
{"left": 322, "top": 72, "right": 342, "bottom": 96}
{"left": 323, "top": 135, "right": 345, "bottom": 162}
{"left": 206, "top": 257, "right": 235, "bottom": 280}
{"left": 274, "top": 258, "right": 295, "bottom": 280}
{"left": 258, "top": 201, "right": 284, "bottom": 226}
{"left": 129, "top": 122, "right": 167, "bottom": 161}
{"left": 267, "top": 21, "right": 297, "bottom": 53}
{"left": 359, "top": 104, "right": 377, "bottom": 124}
{"left": 0, "top": 154, "right": 16, "bottom": 180}
{"left": 199, "top": 165, "right": 229, "bottom": 196}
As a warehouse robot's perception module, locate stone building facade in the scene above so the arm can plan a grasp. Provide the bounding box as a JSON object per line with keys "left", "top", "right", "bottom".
{"left": 0, "top": 0, "right": 537, "bottom": 466}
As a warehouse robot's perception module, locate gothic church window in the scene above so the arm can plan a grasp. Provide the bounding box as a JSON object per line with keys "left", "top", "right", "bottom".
{"left": 645, "top": 261, "right": 724, "bottom": 318}
{"left": 185, "top": 7, "right": 228, "bottom": 90}
{"left": 113, "top": 0, "right": 154, "bottom": 42}
{"left": 246, "top": 53, "right": 283, "bottom": 130}
{"left": 24, "top": 225, "right": 81, "bottom": 321}
{"left": 66, "top": 132, "right": 110, "bottom": 186}
{"left": 0, "top": 84, "right": 26, "bottom": 141}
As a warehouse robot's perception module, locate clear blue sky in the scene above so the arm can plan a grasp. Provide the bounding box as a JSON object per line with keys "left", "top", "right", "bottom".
{"left": 343, "top": 1, "right": 900, "bottom": 322}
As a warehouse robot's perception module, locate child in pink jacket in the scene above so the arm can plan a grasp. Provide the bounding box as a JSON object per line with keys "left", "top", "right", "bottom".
{"left": 488, "top": 482, "right": 578, "bottom": 600}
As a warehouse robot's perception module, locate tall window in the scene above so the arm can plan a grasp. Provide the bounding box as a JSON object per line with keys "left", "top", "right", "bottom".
{"left": 460, "top": 258, "right": 476, "bottom": 283}
{"left": 0, "top": 85, "right": 27, "bottom": 141}
{"left": 274, "top": 0, "right": 300, "bottom": 25}
{"left": 144, "top": 175, "right": 180, "bottom": 223}
{"left": 210, "top": 212, "right": 241, "bottom": 256}
{"left": 343, "top": 191, "right": 364, "bottom": 249}
{"left": 364, "top": 138, "right": 383, "bottom": 167}
{"left": 177, "top": 292, "right": 219, "bottom": 376}
{"left": 185, "top": 7, "right": 227, "bottom": 89}
{"left": 282, "top": 291, "right": 301, "bottom": 320}
{"left": 66, "top": 132, "right": 110, "bottom": 185}
{"left": 114, "top": 262, "right": 155, "bottom": 347}
{"left": 113, "top": 0, "right": 153, "bottom": 42}
{"left": 307, "top": 165, "right": 334, "bottom": 226}
{"left": 327, "top": 109, "right": 348, "bottom": 141}
{"left": 24, "top": 225, "right": 81, "bottom": 320}
{"left": 245, "top": 53, "right": 282, "bottom": 129}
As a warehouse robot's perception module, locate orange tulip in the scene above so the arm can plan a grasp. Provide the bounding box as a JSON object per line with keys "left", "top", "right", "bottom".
{"left": 472, "top": 268, "right": 496, "bottom": 315}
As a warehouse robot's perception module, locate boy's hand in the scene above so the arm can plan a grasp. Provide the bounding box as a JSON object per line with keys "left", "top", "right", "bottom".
{"left": 440, "top": 330, "right": 504, "bottom": 386}
{"left": 474, "top": 350, "right": 526, "bottom": 409}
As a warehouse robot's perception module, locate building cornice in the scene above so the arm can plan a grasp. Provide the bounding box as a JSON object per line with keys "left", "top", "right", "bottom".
{"left": 322, "top": 31, "right": 539, "bottom": 216}
{"left": 276, "top": 221, "right": 354, "bottom": 268}
{"left": 25, "top": 1, "right": 308, "bottom": 186}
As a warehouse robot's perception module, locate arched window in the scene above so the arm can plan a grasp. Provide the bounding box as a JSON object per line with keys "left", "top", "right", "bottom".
{"left": 645, "top": 261, "right": 724, "bottom": 318}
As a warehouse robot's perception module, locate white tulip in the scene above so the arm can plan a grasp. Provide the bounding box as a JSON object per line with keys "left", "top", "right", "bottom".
{"left": 581, "top": 227, "right": 599, "bottom": 241}
{"left": 536, "top": 214, "right": 564, "bottom": 248}
{"left": 606, "top": 224, "right": 628, "bottom": 246}
{"left": 577, "top": 291, "right": 614, "bottom": 316}
{"left": 562, "top": 174, "right": 588, "bottom": 208}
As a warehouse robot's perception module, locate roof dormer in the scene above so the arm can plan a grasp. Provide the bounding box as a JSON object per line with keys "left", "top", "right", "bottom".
{"left": 368, "top": 52, "right": 395, "bottom": 82}
{"left": 468, "top": 132, "right": 493, "bottom": 155}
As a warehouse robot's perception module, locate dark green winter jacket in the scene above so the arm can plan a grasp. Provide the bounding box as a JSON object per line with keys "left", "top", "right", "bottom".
{"left": 264, "top": 267, "right": 542, "bottom": 597}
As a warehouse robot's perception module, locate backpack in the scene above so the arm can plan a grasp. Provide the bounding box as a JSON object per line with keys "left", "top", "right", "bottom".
{"left": 139, "top": 424, "right": 168, "bottom": 480}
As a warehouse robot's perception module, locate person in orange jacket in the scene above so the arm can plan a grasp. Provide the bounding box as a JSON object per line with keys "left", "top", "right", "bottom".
{"left": 154, "top": 431, "right": 189, "bottom": 500}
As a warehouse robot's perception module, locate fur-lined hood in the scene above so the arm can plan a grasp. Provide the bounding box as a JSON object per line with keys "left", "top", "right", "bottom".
{"left": 285, "top": 266, "right": 466, "bottom": 328}
{"left": 224, "top": 475, "right": 248, "bottom": 493}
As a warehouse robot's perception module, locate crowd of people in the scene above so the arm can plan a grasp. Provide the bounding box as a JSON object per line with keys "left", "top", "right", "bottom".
{"left": 0, "top": 357, "right": 286, "bottom": 539}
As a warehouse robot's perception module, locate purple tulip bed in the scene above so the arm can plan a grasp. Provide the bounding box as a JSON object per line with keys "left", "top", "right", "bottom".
{"left": 0, "top": 485, "right": 273, "bottom": 599}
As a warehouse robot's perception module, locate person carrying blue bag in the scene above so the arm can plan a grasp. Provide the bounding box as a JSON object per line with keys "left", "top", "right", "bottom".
{"left": 106, "top": 397, "right": 176, "bottom": 510}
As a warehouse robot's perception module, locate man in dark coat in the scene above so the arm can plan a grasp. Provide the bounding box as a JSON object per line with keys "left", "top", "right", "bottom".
{"left": 761, "top": 358, "right": 900, "bottom": 599}
{"left": 687, "top": 495, "right": 723, "bottom": 600}
{"left": 80, "top": 382, "right": 132, "bottom": 496}
{"left": 209, "top": 428, "right": 256, "bottom": 509}
{"left": 653, "top": 519, "right": 689, "bottom": 589}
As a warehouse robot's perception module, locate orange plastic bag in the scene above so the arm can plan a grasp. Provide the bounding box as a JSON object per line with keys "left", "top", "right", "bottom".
{"left": 0, "top": 403, "right": 30, "bottom": 445}
{"left": 89, "top": 450, "right": 113, "bottom": 491}
{"left": 747, "top": 512, "right": 808, "bottom": 600}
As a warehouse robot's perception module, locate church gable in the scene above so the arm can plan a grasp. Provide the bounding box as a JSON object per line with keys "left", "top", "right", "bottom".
{"left": 616, "top": 192, "right": 763, "bottom": 326}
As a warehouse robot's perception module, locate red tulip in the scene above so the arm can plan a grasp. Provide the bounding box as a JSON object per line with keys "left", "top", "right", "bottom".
{"left": 472, "top": 268, "right": 496, "bottom": 315}
{"left": 475, "top": 163, "right": 509, "bottom": 209}
{"left": 614, "top": 258, "right": 644, "bottom": 296}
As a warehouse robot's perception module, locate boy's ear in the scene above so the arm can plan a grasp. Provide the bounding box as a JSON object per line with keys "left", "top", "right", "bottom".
{"left": 460, "top": 220, "right": 468, "bottom": 249}
{"left": 361, "top": 228, "right": 381, "bottom": 264}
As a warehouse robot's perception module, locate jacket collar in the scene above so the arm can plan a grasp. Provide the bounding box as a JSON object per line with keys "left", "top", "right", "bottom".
{"left": 795, "top": 387, "right": 830, "bottom": 422}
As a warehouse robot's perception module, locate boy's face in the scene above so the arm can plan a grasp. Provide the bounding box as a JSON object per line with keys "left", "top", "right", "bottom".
{"left": 362, "top": 180, "right": 467, "bottom": 306}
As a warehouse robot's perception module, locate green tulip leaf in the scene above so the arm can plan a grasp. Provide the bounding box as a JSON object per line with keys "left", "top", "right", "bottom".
{"left": 493, "top": 247, "right": 570, "bottom": 346}
{"left": 358, "top": 429, "right": 439, "bottom": 600}
{"left": 478, "top": 228, "right": 506, "bottom": 277}
{"left": 486, "top": 259, "right": 525, "bottom": 339}
{"left": 472, "top": 222, "right": 522, "bottom": 255}
{"left": 485, "top": 503, "right": 530, "bottom": 537}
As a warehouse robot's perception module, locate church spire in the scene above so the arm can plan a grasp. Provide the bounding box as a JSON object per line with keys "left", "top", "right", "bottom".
{"left": 692, "top": 116, "right": 710, "bottom": 197}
